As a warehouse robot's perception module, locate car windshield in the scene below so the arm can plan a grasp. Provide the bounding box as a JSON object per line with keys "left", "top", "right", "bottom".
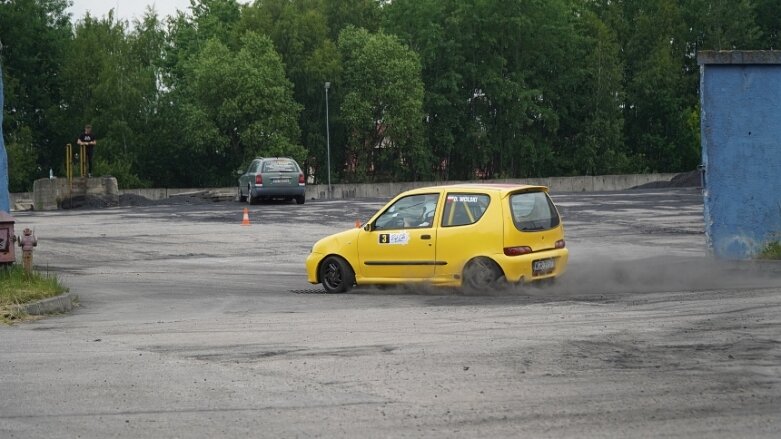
{"left": 509, "top": 191, "right": 560, "bottom": 231}
{"left": 262, "top": 159, "right": 298, "bottom": 173}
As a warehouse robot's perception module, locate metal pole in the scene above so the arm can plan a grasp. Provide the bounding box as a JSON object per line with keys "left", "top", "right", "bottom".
{"left": 325, "top": 82, "right": 332, "bottom": 198}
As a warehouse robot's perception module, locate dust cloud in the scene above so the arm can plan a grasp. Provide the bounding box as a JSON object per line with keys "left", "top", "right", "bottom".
{"left": 353, "top": 256, "right": 781, "bottom": 297}
{"left": 530, "top": 255, "right": 781, "bottom": 298}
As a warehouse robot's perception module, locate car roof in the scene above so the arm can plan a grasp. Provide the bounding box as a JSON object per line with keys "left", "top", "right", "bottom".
{"left": 404, "top": 183, "right": 549, "bottom": 196}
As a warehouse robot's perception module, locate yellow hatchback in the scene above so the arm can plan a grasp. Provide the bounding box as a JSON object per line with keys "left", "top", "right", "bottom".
{"left": 306, "top": 184, "right": 568, "bottom": 293}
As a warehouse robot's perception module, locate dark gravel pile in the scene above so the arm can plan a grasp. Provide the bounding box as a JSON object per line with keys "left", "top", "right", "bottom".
{"left": 60, "top": 193, "right": 219, "bottom": 209}
{"left": 633, "top": 170, "right": 701, "bottom": 189}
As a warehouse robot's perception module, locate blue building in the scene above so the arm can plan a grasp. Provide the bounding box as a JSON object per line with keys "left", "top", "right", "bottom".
{"left": 699, "top": 51, "right": 781, "bottom": 259}
{"left": 0, "top": 54, "right": 10, "bottom": 214}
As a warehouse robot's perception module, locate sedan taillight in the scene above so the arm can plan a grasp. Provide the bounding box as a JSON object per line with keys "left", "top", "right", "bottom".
{"left": 255, "top": 175, "right": 263, "bottom": 186}
{"left": 298, "top": 173, "right": 305, "bottom": 186}
{"left": 504, "top": 246, "right": 532, "bottom": 256}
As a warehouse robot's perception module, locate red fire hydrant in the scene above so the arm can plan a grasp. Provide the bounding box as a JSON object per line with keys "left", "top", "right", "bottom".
{"left": 17, "top": 228, "right": 37, "bottom": 274}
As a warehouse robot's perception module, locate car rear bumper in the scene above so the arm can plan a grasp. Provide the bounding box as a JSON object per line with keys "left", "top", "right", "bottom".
{"left": 495, "top": 248, "right": 569, "bottom": 283}
{"left": 251, "top": 186, "right": 305, "bottom": 199}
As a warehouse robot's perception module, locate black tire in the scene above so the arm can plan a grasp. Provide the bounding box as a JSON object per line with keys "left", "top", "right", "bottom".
{"left": 247, "top": 185, "right": 255, "bottom": 205}
{"left": 237, "top": 186, "right": 247, "bottom": 203}
{"left": 295, "top": 195, "right": 305, "bottom": 205}
{"left": 462, "top": 258, "right": 504, "bottom": 292}
{"left": 320, "top": 256, "right": 355, "bottom": 294}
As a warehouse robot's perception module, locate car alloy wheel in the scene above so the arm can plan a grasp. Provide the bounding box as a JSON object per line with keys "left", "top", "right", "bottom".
{"left": 463, "top": 258, "right": 503, "bottom": 292}
{"left": 320, "top": 256, "right": 354, "bottom": 294}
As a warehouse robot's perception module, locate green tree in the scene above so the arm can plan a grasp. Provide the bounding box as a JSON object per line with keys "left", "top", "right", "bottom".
{"left": 754, "top": 0, "right": 781, "bottom": 49}
{"left": 60, "top": 11, "right": 161, "bottom": 187}
{"left": 337, "top": 26, "right": 426, "bottom": 182}
{"left": 177, "top": 32, "right": 304, "bottom": 185}
{"left": 238, "top": 0, "right": 343, "bottom": 183}
{"left": 0, "top": 0, "right": 71, "bottom": 189}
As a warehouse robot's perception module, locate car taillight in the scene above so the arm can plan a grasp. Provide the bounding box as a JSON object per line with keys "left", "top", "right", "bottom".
{"left": 504, "top": 246, "right": 532, "bottom": 256}
{"left": 255, "top": 175, "right": 263, "bottom": 186}
{"left": 298, "top": 173, "right": 305, "bottom": 186}
{"left": 555, "top": 239, "right": 566, "bottom": 249}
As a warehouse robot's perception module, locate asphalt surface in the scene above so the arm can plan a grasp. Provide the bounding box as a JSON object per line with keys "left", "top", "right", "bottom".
{"left": 2, "top": 188, "right": 780, "bottom": 438}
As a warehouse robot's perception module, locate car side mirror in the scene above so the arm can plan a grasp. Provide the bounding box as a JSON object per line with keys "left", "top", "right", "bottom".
{"left": 236, "top": 170, "right": 244, "bottom": 176}
{"left": 363, "top": 223, "right": 373, "bottom": 232}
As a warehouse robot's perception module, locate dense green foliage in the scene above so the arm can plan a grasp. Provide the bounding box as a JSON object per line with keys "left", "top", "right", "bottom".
{"left": 1, "top": 0, "right": 777, "bottom": 190}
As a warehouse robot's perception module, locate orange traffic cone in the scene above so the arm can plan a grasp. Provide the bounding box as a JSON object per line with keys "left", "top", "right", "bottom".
{"left": 241, "top": 208, "right": 251, "bottom": 226}
{"left": 355, "top": 219, "right": 361, "bottom": 228}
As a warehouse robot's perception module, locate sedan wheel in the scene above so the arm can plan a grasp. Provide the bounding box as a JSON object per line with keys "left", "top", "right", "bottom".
{"left": 320, "top": 256, "right": 355, "bottom": 294}
{"left": 463, "top": 258, "right": 503, "bottom": 292}
{"left": 246, "top": 185, "right": 255, "bottom": 205}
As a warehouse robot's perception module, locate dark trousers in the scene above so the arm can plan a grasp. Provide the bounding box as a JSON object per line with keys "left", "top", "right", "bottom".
{"left": 86, "top": 145, "right": 94, "bottom": 175}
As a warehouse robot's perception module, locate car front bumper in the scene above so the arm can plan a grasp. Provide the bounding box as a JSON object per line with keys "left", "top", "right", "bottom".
{"left": 305, "top": 252, "right": 324, "bottom": 284}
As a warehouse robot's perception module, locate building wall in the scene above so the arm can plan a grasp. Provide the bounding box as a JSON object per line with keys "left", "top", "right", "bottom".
{"left": 0, "top": 59, "right": 9, "bottom": 213}
{"left": 700, "top": 53, "right": 781, "bottom": 259}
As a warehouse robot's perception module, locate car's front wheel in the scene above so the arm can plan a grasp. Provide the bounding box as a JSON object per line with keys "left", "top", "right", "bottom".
{"left": 462, "top": 257, "right": 504, "bottom": 292}
{"left": 320, "top": 256, "right": 355, "bottom": 294}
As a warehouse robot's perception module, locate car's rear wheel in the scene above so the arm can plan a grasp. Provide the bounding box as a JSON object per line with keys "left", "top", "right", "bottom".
{"left": 237, "top": 186, "right": 247, "bottom": 203}
{"left": 295, "top": 195, "right": 305, "bottom": 205}
{"left": 462, "top": 257, "right": 504, "bottom": 292}
{"left": 320, "top": 256, "right": 354, "bottom": 294}
{"left": 246, "top": 185, "right": 255, "bottom": 205}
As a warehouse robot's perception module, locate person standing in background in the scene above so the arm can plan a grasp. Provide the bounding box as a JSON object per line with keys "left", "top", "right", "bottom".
{"left": 77, "top": 124, "right": 97, "bottom": 177}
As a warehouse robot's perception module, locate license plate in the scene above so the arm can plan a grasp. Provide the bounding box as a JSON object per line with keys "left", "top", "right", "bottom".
{"left": 272, "top": 178, "right": 290, "bottom": 183}
{"left": 532, "top": 258, "right": 555, "bottom": 275}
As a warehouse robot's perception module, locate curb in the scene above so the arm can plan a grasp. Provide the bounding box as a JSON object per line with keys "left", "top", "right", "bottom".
{"left": 15, "top": 292, "right": 79, "bottom": 316}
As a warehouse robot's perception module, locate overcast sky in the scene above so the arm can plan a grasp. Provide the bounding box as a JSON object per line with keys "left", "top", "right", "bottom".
{"left": 68, "top": 0, "right": 194, "bottom": 22}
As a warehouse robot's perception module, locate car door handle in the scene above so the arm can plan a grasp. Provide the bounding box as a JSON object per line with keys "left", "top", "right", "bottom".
{"left": 421, "top": 234, "right": 431, "bottom": 240}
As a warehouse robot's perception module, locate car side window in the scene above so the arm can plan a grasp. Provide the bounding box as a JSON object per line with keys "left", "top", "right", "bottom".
{"left": 374, "top": 194, "right": 439, "bottom": 230}
{"left": 248, "top": 161, "right": 260, "bottom": 173}
{"left": 441, "top": 193, "right": 490, "bottom": 227}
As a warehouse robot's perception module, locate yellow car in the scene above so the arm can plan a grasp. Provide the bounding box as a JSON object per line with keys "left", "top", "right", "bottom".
{"left": 306, "top": 184, "right": 568, "bottom": 293}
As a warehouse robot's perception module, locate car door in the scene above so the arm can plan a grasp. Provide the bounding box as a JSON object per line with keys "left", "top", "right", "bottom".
{"left": 239, "top": 160, "right": 259, "bottom": 193}
{"left": 357, "top": 193, "right": 441, "bottom": 280}
{"left": 434, "top": 192, "right": 495, "bottom": 277}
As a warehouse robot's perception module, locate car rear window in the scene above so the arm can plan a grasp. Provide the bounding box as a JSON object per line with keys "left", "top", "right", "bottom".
{"left": 509, "top": 191, "right": 560, "bottom": 231}
{"left": 262, "top": 159, "right": 299, "bottom": 173}
{"left": 442, "top": 193, "right": 490, "bottom": 227}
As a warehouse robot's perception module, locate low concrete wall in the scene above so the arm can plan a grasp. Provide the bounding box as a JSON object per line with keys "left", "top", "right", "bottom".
{"left": 33, "top": 177, "right": 119, "bottom": 210}
{"left": 304, "top": 173, "right": 678, "bottom": 200}
{"left": 16, "top": 173, "right": 678, "bottom": 206}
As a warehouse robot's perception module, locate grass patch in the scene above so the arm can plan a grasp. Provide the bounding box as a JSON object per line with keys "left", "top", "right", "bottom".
{"left": 758, "top": 241, "right": 781, "bottom": 260}
{"left": 1, "top": 265, "right": 69, "bottom": 323}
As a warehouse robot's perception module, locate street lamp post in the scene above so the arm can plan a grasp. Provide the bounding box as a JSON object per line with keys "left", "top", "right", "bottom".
{"left": 324, "top": 82, "right": 332, "bottom": 198}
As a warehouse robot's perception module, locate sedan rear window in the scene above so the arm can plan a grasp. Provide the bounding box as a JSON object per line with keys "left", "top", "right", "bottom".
{"left": 262, "top": 159, "right": 299, "bottom": 173}
{"left": 509, "top": 191, "right": 560, "bottom": 231}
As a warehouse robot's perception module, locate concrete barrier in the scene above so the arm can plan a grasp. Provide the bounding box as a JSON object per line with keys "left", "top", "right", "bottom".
{"left": 14, "top": 173, "right": 678, "bottom": 207}
{"left": 33, "top": 177, "right": 119, "bottom": 210}
{"left": 303, "top": 173, "right": 677, "bottom": 200}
